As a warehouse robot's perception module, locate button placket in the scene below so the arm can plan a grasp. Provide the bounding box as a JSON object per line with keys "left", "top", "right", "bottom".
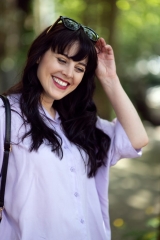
{"left": 65, "top": 145, "right": 87, "bottom": 232}
{"left": 80, "top": 218, "right": 84, "bottom": 224}
{"left": 74, "top": 192, "right": 79, "bottom": 197}
{"left": 70, "top": 167, "right": 75, "bottom": 172}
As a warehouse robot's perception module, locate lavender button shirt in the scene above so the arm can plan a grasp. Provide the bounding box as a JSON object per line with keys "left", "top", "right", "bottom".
{"left": 0, "top": 95, "right": 141, "bottom": 240}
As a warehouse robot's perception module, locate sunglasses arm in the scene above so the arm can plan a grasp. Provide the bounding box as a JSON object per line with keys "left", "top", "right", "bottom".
{"left": 46, "top": 17, "right": 61, "bottom": 34}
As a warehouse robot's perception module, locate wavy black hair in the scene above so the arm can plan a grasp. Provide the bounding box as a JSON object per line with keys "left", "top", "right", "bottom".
{"left": 5, "top": 22, "right": 111, "bottom": 177}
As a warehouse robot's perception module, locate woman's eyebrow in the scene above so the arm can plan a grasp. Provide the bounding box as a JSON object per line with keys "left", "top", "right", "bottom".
{"left": 62, "top": 53, "right": 87, "bottom": 67}
{"left": 78, "top": 62, "right": 87, "bottom": 67}
{"left": 62, "top": 53, "right": 70, "bottom": 58}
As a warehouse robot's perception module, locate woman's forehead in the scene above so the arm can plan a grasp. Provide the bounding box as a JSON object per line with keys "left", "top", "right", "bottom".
{"left": 63, "top": 42, "right": 80, "bottom": 56}
{"left": 55, "top": 41, "right": 88, "bottom": 63}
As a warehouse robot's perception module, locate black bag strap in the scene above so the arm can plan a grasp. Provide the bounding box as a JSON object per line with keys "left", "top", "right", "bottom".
{"left": 0, "top": 95, "right": 11, "bottom": 221}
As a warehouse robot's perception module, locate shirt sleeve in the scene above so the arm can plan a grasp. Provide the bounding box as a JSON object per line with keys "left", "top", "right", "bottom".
{"left": 0, "top": 100, "right": 6, "bottom": 175}
{"left": 95, "top": 117, "right": 142, "bottom": 231}
{"left": 96, "top": 116, "right": 142, "bottom": 166}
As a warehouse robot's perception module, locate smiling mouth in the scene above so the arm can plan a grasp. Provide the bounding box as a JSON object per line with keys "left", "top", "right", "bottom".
{"left": 52, "top": 76, "right": 69, "bottom": 87}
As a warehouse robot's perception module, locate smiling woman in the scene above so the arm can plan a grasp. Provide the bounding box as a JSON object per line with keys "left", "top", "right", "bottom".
{"left": 0, "top": 16, "right": 148, "bottom": 240}
{"left": 37, "top": 44, "right": 87, "bottom": 115}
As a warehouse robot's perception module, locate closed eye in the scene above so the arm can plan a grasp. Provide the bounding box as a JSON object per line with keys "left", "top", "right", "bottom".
{"left": 57, "top": 58, "right": 66, "bottom": 64}
{"left": 76, "top": 67, "right": 85, "bottom": 73}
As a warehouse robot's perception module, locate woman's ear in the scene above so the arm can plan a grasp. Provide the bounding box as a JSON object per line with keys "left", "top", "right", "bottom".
{"left": 37, "top": 57, "right": 41, "bottom": 64}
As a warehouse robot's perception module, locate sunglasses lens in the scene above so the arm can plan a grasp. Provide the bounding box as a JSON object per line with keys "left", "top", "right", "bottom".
{"left": 63, "top": 18, "right": 79, "bottom": 31}
{"left": 84, "top": 27, "right": 99, "bottom": 41}
{"left": 59, "top": 17, "right": 99, "bottom": 42}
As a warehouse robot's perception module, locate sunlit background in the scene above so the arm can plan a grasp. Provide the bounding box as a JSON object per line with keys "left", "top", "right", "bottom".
{"left": 0, "top": 0, "right": 160, "bottom": 239}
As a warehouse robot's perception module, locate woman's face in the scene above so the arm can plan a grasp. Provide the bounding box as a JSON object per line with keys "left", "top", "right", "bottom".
{"left": 37, "top": 42, "right": 87, "bottom": 106}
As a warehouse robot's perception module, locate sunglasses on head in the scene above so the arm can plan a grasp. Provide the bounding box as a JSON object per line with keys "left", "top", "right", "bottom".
{"left": 46, "top": 16, "right": 99, "bottom": 42}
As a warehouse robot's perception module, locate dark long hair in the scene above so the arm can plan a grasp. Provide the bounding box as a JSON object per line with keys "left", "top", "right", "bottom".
{"left": 5, "top": 23, "right": 110, "bottom": 177}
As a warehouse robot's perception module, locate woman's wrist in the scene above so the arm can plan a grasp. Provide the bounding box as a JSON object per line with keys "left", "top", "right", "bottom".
{"left": 100, "top": 75, "right": 122, "bottom": 98}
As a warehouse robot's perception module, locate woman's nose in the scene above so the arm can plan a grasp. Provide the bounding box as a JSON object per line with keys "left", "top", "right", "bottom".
{"left": 62, "top": 65, "right": 74, "bottom": 79}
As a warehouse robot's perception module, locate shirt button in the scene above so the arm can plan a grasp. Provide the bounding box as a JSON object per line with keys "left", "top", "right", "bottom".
{"left": 80, "top": 219, "right": 84, "bottom": 224}
{"left": 74, "top": 192, "right": 78, "bottom": 197}
{"left": 70, "top": 167, "right": 75, "bottom": 172}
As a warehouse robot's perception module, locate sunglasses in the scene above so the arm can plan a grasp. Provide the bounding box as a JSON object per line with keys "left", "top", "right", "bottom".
{"left": 46, "top": 16, "right": 99, "bottom": 42}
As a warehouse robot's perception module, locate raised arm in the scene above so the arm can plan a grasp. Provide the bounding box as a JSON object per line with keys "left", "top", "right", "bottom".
{"left": 95, "top": 38, "right": 148, "bottom": 149}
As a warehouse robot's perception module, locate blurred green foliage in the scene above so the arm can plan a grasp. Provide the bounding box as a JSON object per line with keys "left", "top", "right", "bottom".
{"left": 123, "top": 217, "right": 160, "bottom": 240}
{"left": 115, "top": 0, "right": 160, "bottom": 70}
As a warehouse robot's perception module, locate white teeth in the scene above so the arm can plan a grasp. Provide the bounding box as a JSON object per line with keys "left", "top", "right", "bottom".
{"left": 53, "top": 77, "right": 68, "bottom": 87}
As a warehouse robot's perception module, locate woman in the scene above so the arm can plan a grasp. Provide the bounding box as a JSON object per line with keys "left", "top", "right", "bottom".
{"left": 0, "top": 16, "right": 148, "bottom": 240}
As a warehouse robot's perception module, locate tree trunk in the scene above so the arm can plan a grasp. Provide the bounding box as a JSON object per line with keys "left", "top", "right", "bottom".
{"left": 81, "top": 0, "right": 118, "bottom": 120}
{"left": 0, "top": 0, "right": 32, "bottom": 92}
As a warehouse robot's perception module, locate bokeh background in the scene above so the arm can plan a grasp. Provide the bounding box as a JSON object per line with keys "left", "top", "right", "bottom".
{"left": 0, "top": 0, "right": 160, "bottom": 239}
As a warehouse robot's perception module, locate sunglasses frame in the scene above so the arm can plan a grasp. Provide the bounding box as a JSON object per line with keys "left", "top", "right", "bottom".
{"left": 46, "top": 16, "right": 99, "bottom": 42}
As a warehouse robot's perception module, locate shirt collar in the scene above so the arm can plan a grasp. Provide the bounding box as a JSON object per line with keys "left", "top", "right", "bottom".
{"left": 39, "top": 105, "right": 61, "bottom": 124}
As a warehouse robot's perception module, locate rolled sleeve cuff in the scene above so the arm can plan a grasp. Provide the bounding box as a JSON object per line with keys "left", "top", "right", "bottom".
{"left": 110, "top": 119, "right": 142, "bottom": 166}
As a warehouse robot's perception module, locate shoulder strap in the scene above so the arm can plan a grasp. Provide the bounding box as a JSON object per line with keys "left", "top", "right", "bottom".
{"left": 0, "top": 95, "right": 11, "bottom": 221}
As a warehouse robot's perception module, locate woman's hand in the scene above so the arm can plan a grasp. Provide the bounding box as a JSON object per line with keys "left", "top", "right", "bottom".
{"left": 95, "top": 38, "right": 118, "bottom": 88}
{"left": 95, "top": 38, "right": 148, "bottom": 149}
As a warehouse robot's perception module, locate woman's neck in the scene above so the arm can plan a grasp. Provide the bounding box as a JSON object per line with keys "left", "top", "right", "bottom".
{"left": 40, "top": 94, "right": 56, "bottom": 119}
